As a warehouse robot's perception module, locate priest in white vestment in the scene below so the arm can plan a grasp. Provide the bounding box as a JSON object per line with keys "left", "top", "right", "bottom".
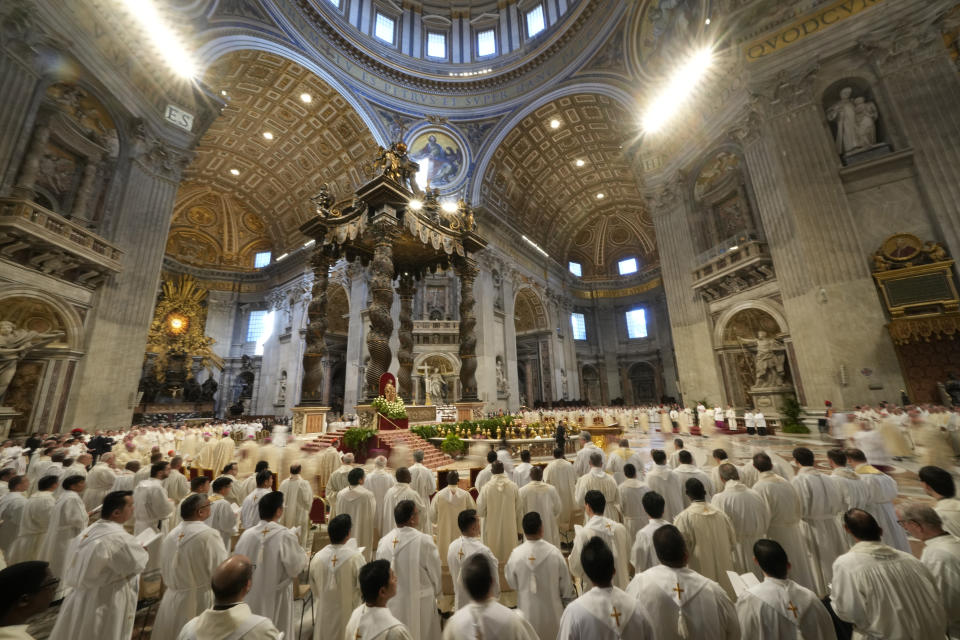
{"left": 626, "top": 524, "right": 740, "bottom": 640}
{"left": 211, "top": 434, "right": 235, "bottom": 479}
{"left": 514, "top": 450, "right": 533, "bottom": 488}
{"left": 668, "top": 438, "right": 686, "bottom": 468}
{"left": 630, "top": 491, "right": 671, "bottom": 574}
{"left": 344, "top": 559, "right": 413, "bottom": 640}
{"left": 447, "top": 508, "right": 500, "bottom": 610}
{"left": 279, "top": 464, "right": 313, "bottom": 549}
{"left": 647, "top": 449, "right": 685, "bottom": 521}
{"left": 605, "top": 440, "right": 643, "bottom": 484}
{"left": 832, "top": 508, "right": 947, "bottom": 640}
{"left": 8, "top": 475, "right": 57, "bottom": 563}
{"left": 477, "top": 461, "right": 522, "bottom": 563}
{"left": 240, "top": 469, "right": 273, "bottom": 530}
{"left": 847, "top": 448, "right": 911, "bottom": 552}
{"left": 505, "top": 512, "right": 576, "bottom": 640}
{"left": 49, "top": 490, "right": 149, "bottom": 640}
{"left": 673, "top": 450, "right": 714, "bottom": 508}
{"left": 153, "top": 495, "right": 229, "bottom": 640}
{"left": 236, "top": 461, "right": 269, "bottom": 504}
{"left": 559, "top": 537, "right": 655, "bottom": 639}
{"left": 570, "top": 490, "right": 630, "bottom": 590}
{"left": 336, "top": 467, "right": 377, "bottom": 561}
{"left": 326, "top": 453, "right": 355, "bottom": 498}
{"left": 0, "top": 475, "right": 27, "bottom": 558}
{"left": 710, "top": 463, "right": 770, "bottom": 578}
{"left": 163, "top": 456, "right": 190, "bottom": 516}
{"left": 83, "top": 455, "right": 117, "bottom": 512}
{"left": 752, "top": 453, "right": 818, "bottom": 592}
{"left": 308, "top": 514, "right": 365, "bottom": 640}
{"left": 234, "top": 491, "right": 308, "bottom": 640}
{"left": 898, "top": 502, "right": 960, "bottom": 639}
{"left": 920, "top": 465, "right": 960, "bottom": 538}
{"left": 673, "top": 477, "right": 737, "bottom": 599}
{"left": 518, "top": 466, "right": 562, "bottom": 547}
{"left": 367, "top": 456, "right": 397, "bottom": 540}
{"left": 40, "top": 475, "right": 88, "bottom": 579}
{"left": 429, "top": 470, "right": 476, "bottom": 564}
{"left": 736, "top": 539, "right": 837, "bottom": 639}
{"left": 443, "top": 553, "right": 538, "bottom": 640}
{"left": 474, "top": 449, "right": 498, "bottom": 494}
{"left": 133, "top": 462, "right": 173, "bottom": 535}
{"left": 178, "top": 554, "right": 282, "bottom": 640}
{"left": 375, "top": 499, "right": 441, "bottom": 640}
{"left": 207, "top": 476, "right": 238, "bottom": 549}
{"left": 574, "top": 451, "right": 621, "bottom": 521}
{"left": 544, "top": 447, "right": 578, "bottom": 532}
{"left": 619, "top": 464, "right": 652, "bottom": 543}
{"left": 379, "top": 468, "right": 429, "bottom": 536}
{"left": 791, "top": 447, "right": 849, "bottom": 594}
{"left": 409, "top": 450, "right": 435, "bottom": 531}
{"left": 573, "top": 432, "right": 605, "bottom": 476}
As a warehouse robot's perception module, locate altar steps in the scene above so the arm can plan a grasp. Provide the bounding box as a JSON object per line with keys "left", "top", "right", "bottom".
{"left": 376, "top": 429, "right": 454, "bottom": 470}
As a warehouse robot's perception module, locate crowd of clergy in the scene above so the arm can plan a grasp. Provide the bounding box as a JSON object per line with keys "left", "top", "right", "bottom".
{"left": 0, "top": 413, "right": 957, "bottom": 640}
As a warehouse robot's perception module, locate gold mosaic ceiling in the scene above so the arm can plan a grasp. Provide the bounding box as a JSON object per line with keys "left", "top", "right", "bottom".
{"left": 176, "top": 50, "right": 379, "bottom": 262}
{"left": 480, "top": 93, "right": 656, "bottom": 277}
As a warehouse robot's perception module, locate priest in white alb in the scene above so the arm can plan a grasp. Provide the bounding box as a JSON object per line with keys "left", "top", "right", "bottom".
{"left": 429, "top": 470, "right": 475, "bottom": 564}
{"left": 344, "top": 559, "right": 413, "bottom": 640}
{"left": 207, "top": 475, "right": 238, "bottom": 549}
{"left": 49, "top": 490, "right": 149, "bottom": 640}
{"left": 673, "top": 477, "right": 738, "bottom": 599}
{"left": 408, "top": 450, "right": 435, "bottom": 530}
{"left": 919, "top": 465, "right": 960, "bottom": 538}
{"left": 367, "top": 456, "right": 397, "bottom": 540}
{"left": 8, "top": 475, "right": 57, "bottom": 563}
{"left": 379, "top": 468, "right": 429, "bottom": 536}
{"left": 375, "top": 499, "right": 441, "bottom": 640}
{"left": 518, "top": 465, "right": 562, "bottom": 547}
{"left": 447, "top": 508, "right": 500, "bottom": 610}
{"left": 0, "top": 474, "right": 27, "bottom": 559}
{"left": 505, "top": 512, "right": 576, "bottom": 640}
{"left": 83, "top": 452, "right": 117, "bottom": 512}
{"left": 605, "top": 439, "right": 643, "bottom": 484}
{"left": 574, "top": 451, "right": 621, "bottom": 521}
{"left": 847, "top": 448, "right": 911, "bottom": 552}
{"left": 735, "top": 539, "right": 837, "bottom": 639}
{"left": 40, "top": 474, "right": 88, "bottom": 579}
{"left": 152, "top": 494, "right": 228, "bottom": 640}
{"left": 626, "top": 524, "right": 740, "bottom": 640}
{"left": 279, "top": 463, "right": 313, "bottom": 549}
{"left": 630, "top": 491, "right": 671, "bottom": 574}
{"left": 308, "top": 514, "right": 365, "bottom": 640}
{"left": 476, "top": 461, "right": 522, "bottom": 564}
{"left": 240, "top": 469, "right": 273, "bottom": 531}
{"left": 573, "top": 432, "right": 605, "bottom": 476}
{"left": 544, "top": 447, "right": 578, "bottom": 533}
{"left": 647, "top": 449, "right": 685, "bottom": 522}
{"left": 620, "top": 463, "right": 652, "bottom": 543}
{"left": 234, "top": 491, "right": 308, "bottom": 640}
{"left": 443, "top": 553, "right": 539, "bottom": 640}
{"left": 569, "top": 490, "right": 630, "bottom": 590}
{"left": 336, "top": 467, "right": 377, "bottom": 561}
{"left": 711, "top": 463, "right": 770, "bottom": 578}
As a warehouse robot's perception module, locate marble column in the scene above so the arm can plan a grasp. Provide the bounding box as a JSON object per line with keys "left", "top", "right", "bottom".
{"left": 71, "top": 158, "right": 100, "bottom": 221}
{"left": 619, "top": 365, "right": 633, "bottom": 405}
{"left": 300, "top": 250, "right": 331, "bottom": 403}
{"left": 456, "top": 258, "right": 479, "bottom": 401}
{"left": 396, "top": 273, "right": 415, "bottom": 401}
{"left": 321, "top": 358, "right": 333, "bottom": 405}
{"left": 365, "top": 221, "right": 396, "bottom": 401}
{"left": 13, "top": 119, "right": 49, "bottom": 196}
{"left": 524, "top": 359, "right": 535, "bottom": 407}
{"left": 0, "top": 45, "right": 41, "bottom": 195}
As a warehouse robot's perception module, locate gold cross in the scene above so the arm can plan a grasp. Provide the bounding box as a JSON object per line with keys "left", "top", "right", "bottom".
{"left": 605, "top": 523, "right": 612, "bottom": 532}
{"left": 81, "top": 533, "right": 89, "bottom": 540}
{"left": 178, "top": 533, "right": 185, "bottom": 542}
{"left": 262, "top": 527, "right": 270, "bottom": 539}
{"left": 392, "top": 537, "right": 399, "bottom": 549}
{"left": 610, "top": 607, "right": 622, "bottom": 626}
{"left": 528, "top": 555, "right": 536, "bottom": 563}
{"left": 673, "top": 582, "right": 684, "bottom": 600}
{"left": 331, "top": 555, "right": 338, "bottom": 567}
{"left": 457, "top": 547, "right": 465, "bottom": 560}
{"left": 787, "top": 602, "right": 799, "bottom": 618}
{"left": 355, "top": 632, "right": 361, "bottom": 639}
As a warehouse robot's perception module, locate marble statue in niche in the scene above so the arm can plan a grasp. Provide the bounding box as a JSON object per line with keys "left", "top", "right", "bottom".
{"left": 492, "top": 270, "right": 504, "bottom": 311}
{"left": 276, "top": 370, "right": 287, "bottom": 405}
{"left": 826, "top": 86, "right": 881, "bottom": 156}
{"left": 427, "top": 367, "right": 447, "bottom": 404}
{"left": 738, "top": 330, "right": 788, "bottom": 388}
{"left": 495, "top": 356, "right": 507, "bottom": 397}
{"left": 0, "top": 320, "right": 63, "bottom": 404}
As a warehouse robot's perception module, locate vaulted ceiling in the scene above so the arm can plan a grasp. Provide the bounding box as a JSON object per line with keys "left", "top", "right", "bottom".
{"left": 479, "top": 93, "right": 656, "bottom": 278}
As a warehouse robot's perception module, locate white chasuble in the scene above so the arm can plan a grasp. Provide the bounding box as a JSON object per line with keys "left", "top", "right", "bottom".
{"left": 335, "top": 485, "right": 377, "bottom": 561}
{"left": 673, "top": 501, "right": 738, "bottom": 599}
{"left": 505, "top": 538, "right": 576, "bottom": 640}
{"left": 574, "top": 468, "right": 621, "bottom": 522}
{"left": 710, "top": 481, "right": 770, "bottom": 578}
{"left": 308, "top": 539, "right": 365, "bottom": 640}
{"left": 792, "top": 467, "right": 849, "bottom": 595}
{"left": 279, "top": 475, "right": 313, "bottom": 549}
{"left": 630, "top": 518, "right": 671, "bottom": 574}
{"left": 476, "top": 474, "right": 522, "bottom": 562}
{"left": 447, "top": 535, "right": 500, "bottom": 610}
{"left": 429, "top": 486, "right": 476, "bottom": 565}
{"left": 344, "top": 605, "right": 414, "bottom": 640}
{"left": 543, "top": 458, "right": 578, "bottom": 530}
{"left": 557, "top": 586, "right": 653, "bottom": 640}
{"left": 376, "top": 526, "right": 441, "bottom": 640}
{"left": 735, "top": 576, "right": 837, "bottom": 640}
{"left": 442, "top": 600, "right": 539, "bottom": 640}
{"left": 753, "top": 472, "right": 818, "bottom": 592}
{"left": 569, "top": 515, "right": 630, "bottom": 590}
{"left": 518, "top": 481, "right": 562, "bottom": 548}
{"left": 41, "top": 490, "right": 88, "bottom": 579}
{"left": 8, "top": 492, "right": 55, "bottom": 563}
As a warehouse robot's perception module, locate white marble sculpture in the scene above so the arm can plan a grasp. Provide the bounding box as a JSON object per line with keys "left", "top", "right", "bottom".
{"left": 0, "top": 321, "right": 63, "bottom": 403}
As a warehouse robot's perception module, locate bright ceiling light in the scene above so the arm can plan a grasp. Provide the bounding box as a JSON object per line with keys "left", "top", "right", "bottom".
{"left": 229, "top": 168, "right": 240, "bottom": 176}
{"left": 220, "top": 90, "right": 228, "bottom": 96}
{"left": 121, "top": 0, "right": 196, "bottom": 78}
{"left": 441, "top": 201, "right": 458, "bottom": 213}
{"left": 408, "top": 199, "right": 423, "bottom": 211}
{"left": 596, "top": 193, "right": 605, "bottom": 199}
{"left": 262, "top": 131, "right": 274, "bottom": 140}
{"left": 521, "top": 235, "right": 549, "bottom": 258}
{"left": 705, "top": 18, "right": 711, "bottom": 25}
{"left": 575, "top": 159, "right": 585, "bottom": 167}
{"left": 642, "top": 46, "right": 713, "bottom": 134}
{"left": 549, "top": 119, "right": 561, "bottom": 129}
{"left": 300, "top": 93, "right": 313, "bottom": 103}
{"left": 304, "top": 239, "right": 316, "bottom": 247}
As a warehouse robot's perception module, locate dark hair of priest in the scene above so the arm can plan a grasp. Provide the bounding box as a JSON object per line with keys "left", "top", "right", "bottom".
{"left": 520, "top": 450, "right": 531, "bottom": 463}
{"left": 651, "top": 449, "right": 666, "bottom": 465}
{"left": 844, "top": 508, "right": 882, "bottom": 541}
{"left": 62, "top": 474, "right": 84, "bottom": 490}
{"left": 685, "top": 477, "right": 706, "bottom": 501}
{"left": 753, "top": 539, "right": 789, "bottom": 579}
{"left": 674, "top": 438, "right": 684, "bottom": 448}
{"left": 584, "top": 489, "right": 606, "bottom": 515}
{"left": 359, "top": 559, "right": 392, "bottom": 605}
{"left": 289, "top": 464, "right": 301, "bottom": 475}
{"left": 328, "top": 513, "right": 352, "bottom": 544}
{"left": 125, "top": 461, "right": 140, "bottom": 473}
{"left": 581, "top": 537, "right": 615, "bottom": 587}
{"left": 845, "top": 448, "right": 868, "bottom": 464}
{"left": 6, "top": 475, "right": 22, "bottom": 492}
{"left": 792, "top": 447, "right": 814, "bottom": 467}
{"left": 255, "top": 469, "right": 273, "bottom": 487}
{"left": 212, "top": 476, "right": 233, "bottom": 492}
{"left": 624, "top": 463, "right": 636, "bottom": 479}
{"left": 255, "top": 460, "right": 269, "bottom": 473}
{"left": 458, "top": 508, "right": 479, "bottom": 533}
{"left": 395, "top": 467, "right": 411, "bottom": 483}
{"left": 180, "top": 493, "right": 205, "bottom": 520}
{"left": 0, "top": 469, "right": 13, "bottom": 482}
{"left": 348, "top": 467, "right": 365, "bottom": 485}
{"left": 530, "top": 466, "right": 543, "bottom": 481}
{"left": 752, "top": 452, "right": 773, "bottom": 472}
{"left": 486, "top": 450, "right": 498, "bottom": 464}
{"left": 713, "top": 448, "right": 728, "bottom": 460}
{"left": 491, "top": 460, "right": 504, "bottom": 475}
{"left": 919, "top": 466, "right": 955, "bottom": 498}
{"left": 191, "top": 475, "right": 210, "bottom": 491}
{"left": 150, "top": 461, "right": 168, "bottom": 477}
{"left": 462, "top": 553, "right": 494, "bottom": 602}
{"left": 102, "top": 490, "right": 132, "bottom": 519}
{"left": 826, "top": 448, "right": 847, "bottom": 467}
{"left": 653, "top": 525, "right": 688, "bottom": 567}
{"left": 642, "top": 491, "right": 665, "bottom": 519}
{"left": 677, "top": 450, "right": 693, "bottom": 465}
{"left": 446, "top": 470, "right": 460, "bottom": 486}
{"left": 257, "top": 490, "right": 284, "bottom": 520}
{"left": 553, "top": 447, "right": 564, "bottom": 459}
{"left": 522, "top": 511, "right": 542, "bottom": 536}
{"left": 394, "top": 499, "right": 416, "bottom": 526}
{"left": 221, "top": 462, "right": 235, "bottom": 475}
{"left": 37, "top": 475, "right": 58, "bottom": 491}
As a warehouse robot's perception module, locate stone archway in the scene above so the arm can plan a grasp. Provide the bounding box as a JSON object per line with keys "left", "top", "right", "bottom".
{"left": 714, "top": 304, "right": 795, "bottom": 408}
{"left": 514, "top": 286, "right": 551, "bottom": 406}
{"left": 628, "top": 361, "right": 657, "bottom": 403}
{"left": 413, "top": 352, "right": 460, "bottom": 405}
{"left": 581, "top": 364, "right": 602, "bottom": 407}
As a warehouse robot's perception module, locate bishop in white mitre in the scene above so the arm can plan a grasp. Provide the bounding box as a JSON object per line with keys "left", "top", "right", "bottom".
{"left": 711, "top": 463, "right": 771, "bottom": 578}
{"left": 559, "top": 537, "right": 654, "bottom": 640}
{"left": 152, "top": 495, "right": 229, "bottom": 640}
{"left": 367, "top": 456, "right": 397, "bottom": 540}
{"left": 736, "top": 539, "right": 837, "bottom": 639}
{"left": 344, "top": 560, "right": 413, "bottom": 640}
{"left": 569, "top": 490, "right": 630, "bottom": 590}
{"left": 505, "top": 511, "right": 576, "bottom": 640}
{"left": 308, "top": 513, "right": 365, "bottom": 640}
{"left": 49, "top": 491, "right": 149, "bottom": 640}
{"left": 791, "top": 448, "right": 849, "bottom": 594}
{"left": 626, "top": 524, "right": 740, "bottom": 640}
{"left": 574, "top": 451, "right": 621, "bottom": 521}
{"left": 234, "top": 491, "right": 308, "bottom": 640}
{"left": 477, "top": 462, "right": 523, "bottom": 563}
{"left": 620, "top": 463, "right": 652, "bottom": 543}
{"left": 279, "top": 464, "right": 314, "bottom": 549}
{"left": 375, "top": 499, "right": 442, "bottom": 640}
{"left": 518, "top": 466, "right": 562, "bottom": 547}
{"left": 429, "top": 470, "right": 476, "bottom": 564}
{"left": 447, "top": 509, "right": 500, "bottom": 610}
{"left": 544, "top": 448, "right": 578, "bottom": 532}
{"left": 40, "top": 475, "right": 89, "bottom": 579}
{"left": 443, "top": 553, "right": 539, "bottom": 640}
{"left": 336, "top": 467, "right": 377, "bottom": 561}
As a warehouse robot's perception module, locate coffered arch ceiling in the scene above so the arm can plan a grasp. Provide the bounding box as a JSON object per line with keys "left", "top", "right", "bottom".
{"left": 172, "top": 49, "right": 380, "bottom": 267}
{"left": 479, "top": 93, "right": 655, "bottom": 277}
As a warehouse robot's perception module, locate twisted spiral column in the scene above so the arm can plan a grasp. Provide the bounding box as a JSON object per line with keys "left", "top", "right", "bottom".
{"left": 397, "top": 273, "right": 415, "bottom": 402}
{"left": 300, "top": 250, "right": 330, "bottom": 403}
{"left": 365, "top": 223, "right": 396, "bottom": 400}
{"left": 457, "top": 259, "right": 479, "bottom": 401}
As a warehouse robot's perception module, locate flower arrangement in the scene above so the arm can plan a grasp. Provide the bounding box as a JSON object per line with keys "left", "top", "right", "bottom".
{"left": 343, "top": 427, "right": 377, "bottom": 456}
{"left": 371, "top": 395, "right": 407, "bottom": 419}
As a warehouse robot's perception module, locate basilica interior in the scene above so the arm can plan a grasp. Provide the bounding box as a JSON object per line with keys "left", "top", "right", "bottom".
{"left": 0, "top": 0, "right": 959, "bottom": 434}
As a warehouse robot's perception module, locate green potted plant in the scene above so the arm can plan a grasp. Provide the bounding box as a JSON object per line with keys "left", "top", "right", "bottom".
{"left": 780, "top": 397, "right": 809, "bottom": 434}
{"left": 342, "top": 426, "right": 377, "bottom": 461}
{"left": 440, "top": 432, "right": 466, "bottom": 458}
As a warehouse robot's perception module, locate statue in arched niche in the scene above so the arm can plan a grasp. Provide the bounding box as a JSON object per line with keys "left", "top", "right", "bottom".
{"left": 0, "top": 321, "right": 63, "bottom": 403}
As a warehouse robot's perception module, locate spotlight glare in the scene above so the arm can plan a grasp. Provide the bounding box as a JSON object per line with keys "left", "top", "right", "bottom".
{"left": 441, "top": 201, "right": 458, "bottom": 213}
{"left": 705, "top": 18, "right": 711, "bottom": 25}
{"left": 642, "top": 46, "right": 713, "bottom": 134}
{"left": 262, "top": 131, "right": 274, "bottom": 140}
{"left": 229, "top": 168, "right": 240, "bottom": 176}
{"left": 549, "top": 119, "right": 561, "bottom": 129}
{"left": 121, "top": 0, "right": 196, "bottom": 78}
{"left": 575, "top": 159, "right": 585, "bottom": 167}
{"left": 300, "top": 93, "right": 313, "bottom": 103}
{"left": 596, "top": 193, "right": 605, "bottom": 199}
{"left": 409, "top": 199, "right": 423, "bottom": 211}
